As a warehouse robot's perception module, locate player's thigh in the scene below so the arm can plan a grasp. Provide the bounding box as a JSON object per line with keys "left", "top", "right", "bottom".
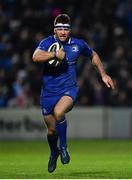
{"left": 54, "top": 96, "right": 73, "bottom": 119}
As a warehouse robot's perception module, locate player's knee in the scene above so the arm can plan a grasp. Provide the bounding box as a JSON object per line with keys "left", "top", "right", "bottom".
{"left": 48, "top": 128, "right": 57, "bottom": 136}
{"left": 54, "top": 108, "right": 64, "bottom": 121}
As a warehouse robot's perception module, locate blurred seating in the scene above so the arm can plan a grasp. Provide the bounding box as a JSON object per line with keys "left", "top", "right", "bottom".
{"left": 0, "top": 0, "right": 132, "bottom": 107}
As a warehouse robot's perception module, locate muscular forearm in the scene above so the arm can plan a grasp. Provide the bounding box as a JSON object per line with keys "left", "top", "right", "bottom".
{"left": 32, "top": 49, "right": 55, "bottom": 62}
{"left": 91, "top": 51, "right": 106, "bottom": 78}
{"left": 91, "top": 51, "right": 115, "bottom": 89}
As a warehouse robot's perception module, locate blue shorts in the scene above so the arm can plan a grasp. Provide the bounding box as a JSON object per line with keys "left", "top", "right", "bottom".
{"left": 40, "top": 86, "right": 79, "bottom": 116}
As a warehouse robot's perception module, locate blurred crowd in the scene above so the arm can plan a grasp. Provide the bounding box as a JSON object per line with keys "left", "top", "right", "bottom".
{"left": 0, "top": 0, "right": 132, "bottom": 108}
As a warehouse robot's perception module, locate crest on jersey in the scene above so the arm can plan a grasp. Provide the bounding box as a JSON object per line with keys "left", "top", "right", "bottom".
{"left": 72, "top": 45, "right": 79, "bottom": 52}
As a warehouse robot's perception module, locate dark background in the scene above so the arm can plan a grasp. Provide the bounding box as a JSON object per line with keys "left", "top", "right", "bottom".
{"left": 0, "top": 0, "right": 132, "bottom": 108}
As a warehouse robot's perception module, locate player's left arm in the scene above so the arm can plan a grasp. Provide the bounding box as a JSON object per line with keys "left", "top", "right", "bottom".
{"left": 91, "top": 50, "right": 115, "bottom": 89}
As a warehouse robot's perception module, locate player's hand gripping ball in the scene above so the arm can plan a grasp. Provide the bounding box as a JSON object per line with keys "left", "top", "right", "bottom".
{"left": 48, "top": 42, "right": 62, "bottom": 67}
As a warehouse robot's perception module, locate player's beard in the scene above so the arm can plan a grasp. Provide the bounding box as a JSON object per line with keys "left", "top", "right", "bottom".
{"left": 55, "top": 34, "right": 70, "bottom": 42}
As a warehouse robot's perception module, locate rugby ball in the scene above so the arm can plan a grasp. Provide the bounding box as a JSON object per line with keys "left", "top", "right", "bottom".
{"left": 48, "top": 42, "right": 62, "bottom": 67}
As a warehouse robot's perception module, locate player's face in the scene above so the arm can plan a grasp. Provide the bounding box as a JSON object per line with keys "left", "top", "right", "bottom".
{"left": 54, "top": 28, "right": 71, "bottom": 42}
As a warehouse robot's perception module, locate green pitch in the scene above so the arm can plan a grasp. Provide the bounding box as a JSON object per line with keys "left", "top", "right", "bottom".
{"left": 0, "top": 140, "right": 132, "bottom": 179}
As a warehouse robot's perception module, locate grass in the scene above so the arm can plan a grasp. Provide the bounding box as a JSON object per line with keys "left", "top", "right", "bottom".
{"left": 0, "top": 140, "right": 132, "bottom": 178}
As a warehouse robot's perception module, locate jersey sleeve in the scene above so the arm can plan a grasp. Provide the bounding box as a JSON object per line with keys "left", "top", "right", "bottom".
{"left": 81, "top": 40, "right": 93, "bottom": 57}
{"left": 37, "top": 37, "right": 51, "bottom": 51}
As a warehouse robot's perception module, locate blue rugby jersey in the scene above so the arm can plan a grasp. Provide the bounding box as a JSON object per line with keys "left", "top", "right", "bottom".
{"left": 37, "top": 35, "right": 93, "bottom": 96}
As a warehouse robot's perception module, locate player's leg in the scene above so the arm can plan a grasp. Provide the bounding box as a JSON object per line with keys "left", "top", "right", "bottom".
{"left": 54, "top": 95, "right": 73, "bottom": 148}
{"left": 54, "top": 86, "right": 79, "bottom": 121}
{"left": 54, "top": 95, "right": 73, "bottom": 164}
{"left": 40, "top": 95, "right": 61, "bottom": 173}
{"left": 54, "top": 95, "right": 73, "bottom": 120}
{"left": 44, "top": 114, "right": 59, "bottom": 157}
{"left": 43, "top": 114, "right": 59, "bottom": 173}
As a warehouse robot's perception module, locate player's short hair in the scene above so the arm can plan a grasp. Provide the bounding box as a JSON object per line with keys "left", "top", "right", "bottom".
{"left": 54, "top": 14, "right": 71, "bottom": 28}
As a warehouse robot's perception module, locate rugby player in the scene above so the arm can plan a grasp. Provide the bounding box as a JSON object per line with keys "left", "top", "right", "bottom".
{"left": 32, "top": 14, "right": 115, "bottom": 173}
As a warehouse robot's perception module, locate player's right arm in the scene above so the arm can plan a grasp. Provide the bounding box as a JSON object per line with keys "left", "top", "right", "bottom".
{"left": 32, "top": 36, "right": 65, "bottom": 62}
{"left": 32, "top": 37, "right": 55, "bottom": 62}
{"left": 32, "top": 49, "right": 55, "bottom": 62}
{"left": 32, "top": 47, "right": 65, "bottom": 62}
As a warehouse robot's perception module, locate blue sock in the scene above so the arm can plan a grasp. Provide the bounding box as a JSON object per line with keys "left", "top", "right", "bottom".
{"left": 56, "top": 117, "right": 67, "bottom": 150}
{"left": 47, "top": 134, "right": 58, "bottom": 157}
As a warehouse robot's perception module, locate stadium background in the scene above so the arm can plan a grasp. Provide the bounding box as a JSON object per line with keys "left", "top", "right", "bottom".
{"left": 0, "top": 0, "right": 132, "bottom": 178}
{"left": 0, "top": 0, "right": 132, "bottom": 107}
